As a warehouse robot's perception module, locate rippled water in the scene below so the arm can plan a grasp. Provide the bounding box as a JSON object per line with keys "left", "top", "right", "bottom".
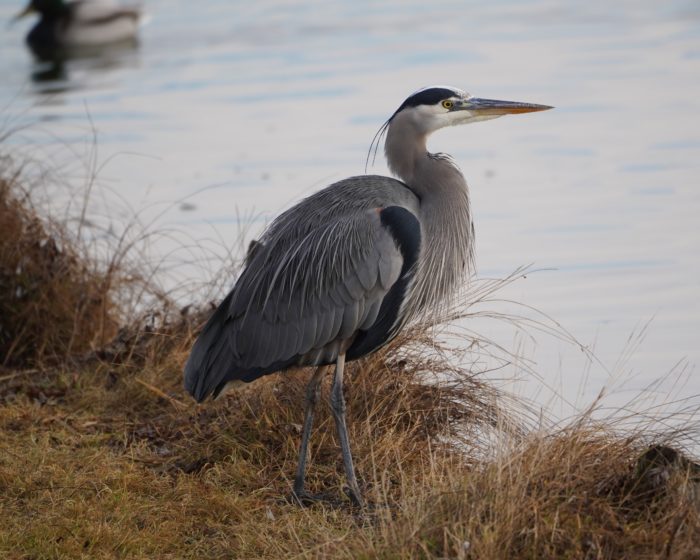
{"left": 1, "top": 0, "right": 698, "bottom": 418}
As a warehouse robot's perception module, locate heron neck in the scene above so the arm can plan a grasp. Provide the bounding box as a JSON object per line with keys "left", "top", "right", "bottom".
{"left": 384, "top": 122, "right": 468, "bottom": 199}
{"left": 384, "top": 122, "right": 426, "bottom": 186}
{"left": 384, "top": 122, "right": 474, "bottom": 316}
{"left": 384, "top": 119, "right": 460, "bottom": 186}
{"left": 415, "top": 155, "right": 474, "bottom": 309}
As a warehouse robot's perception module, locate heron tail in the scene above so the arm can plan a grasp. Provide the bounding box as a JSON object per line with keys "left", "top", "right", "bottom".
{"left": 183, "top": 290, "right": 237, "bottom": 402}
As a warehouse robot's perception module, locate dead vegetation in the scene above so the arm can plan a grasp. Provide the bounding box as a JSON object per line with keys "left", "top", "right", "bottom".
{"left": 0, "top": 158, "right": 698, "bottom": 559}
{"left": 0, "top": 172, "right": 118, "bottom": 366}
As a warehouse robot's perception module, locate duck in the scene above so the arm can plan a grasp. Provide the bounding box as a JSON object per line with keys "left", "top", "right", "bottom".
{"left": 14, "top": 0, "right": 141, "bottom": 54}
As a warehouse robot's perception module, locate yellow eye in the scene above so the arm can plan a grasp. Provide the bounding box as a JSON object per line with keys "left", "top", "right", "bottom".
{"left": 442, "top": 100, "right": 453, "bottom": 109}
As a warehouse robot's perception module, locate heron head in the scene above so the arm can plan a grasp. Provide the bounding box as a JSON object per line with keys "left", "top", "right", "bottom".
{"left": 390, "top": 85, "right": 552, "bottom": 134}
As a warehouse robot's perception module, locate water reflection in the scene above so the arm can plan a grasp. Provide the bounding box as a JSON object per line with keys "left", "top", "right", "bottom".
{"left": 30, "top": 56, "right": 67, "bottom": 83}
{"left": 10, "top": 0, "right": 142, "bottom": 91}
{"left": 28, "top": 40, "right": 140, "bottom": 92}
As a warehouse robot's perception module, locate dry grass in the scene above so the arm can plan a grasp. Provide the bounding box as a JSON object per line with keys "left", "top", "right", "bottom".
{"left": 0, "top": 157, "right": 698, "bottom": 559}
{"left": 0, "top": 173, "right": 118, "bottom": 366}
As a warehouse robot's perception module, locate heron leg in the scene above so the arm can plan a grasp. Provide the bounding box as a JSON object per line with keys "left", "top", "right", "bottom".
{"left": 292, "top": 365, "right": 327, "bottom": 502}
{"left": 329, "top": 353, "right": 364, "bottom": 507}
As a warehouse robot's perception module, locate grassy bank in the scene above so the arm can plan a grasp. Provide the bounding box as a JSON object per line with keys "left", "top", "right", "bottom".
{"left": 0, "top": 164, "right": 698, "bottom": 559}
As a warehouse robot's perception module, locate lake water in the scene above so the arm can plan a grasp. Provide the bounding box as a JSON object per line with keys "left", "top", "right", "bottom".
{"left": 1, "top": 0, "right": 698, "bottom": 425}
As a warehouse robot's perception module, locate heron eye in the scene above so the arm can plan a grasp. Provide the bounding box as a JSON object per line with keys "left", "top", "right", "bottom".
{"left": 442, "top": 100, "right": 454, "bottom": 109}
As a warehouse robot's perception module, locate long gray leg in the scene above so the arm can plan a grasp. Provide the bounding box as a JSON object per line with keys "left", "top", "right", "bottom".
{"left": 292, "top": 366, "right": 327, "bottom": 501}
{"left": 329, "top": 353, "right": 363, "bottom": 507}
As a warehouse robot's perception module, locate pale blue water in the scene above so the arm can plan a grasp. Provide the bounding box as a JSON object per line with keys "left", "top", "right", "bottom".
{"left": 0, "top": 0, "right": 698, "bottom": 424}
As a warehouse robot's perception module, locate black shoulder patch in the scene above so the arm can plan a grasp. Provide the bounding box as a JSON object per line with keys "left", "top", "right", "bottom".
{"left": 379, "top": 206, "right": 421, "bottom": 268}
{"left": 346, "top": 206, "right": 421, "bottom": 361}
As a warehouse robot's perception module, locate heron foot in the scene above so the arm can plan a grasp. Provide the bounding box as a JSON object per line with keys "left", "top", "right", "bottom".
{"left": 290, "top": 489, "right": 337, "bottom": 507}
{"left": 343, "top": 485, "right": 364, "bottom": 508}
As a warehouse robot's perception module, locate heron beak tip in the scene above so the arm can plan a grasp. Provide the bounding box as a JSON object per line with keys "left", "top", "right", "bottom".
{"left": 511, "top": 104, "right": 554, "bottom": 114}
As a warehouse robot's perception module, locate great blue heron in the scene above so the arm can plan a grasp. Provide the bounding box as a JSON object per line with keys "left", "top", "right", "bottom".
{"left": 184, "top": 86, "right": 552, "bottom": 507}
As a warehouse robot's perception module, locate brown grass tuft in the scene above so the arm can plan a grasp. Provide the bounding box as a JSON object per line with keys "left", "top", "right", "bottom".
{"left": 0, "top": 174, "right": 118, "bottom": 367}
{"left": 382, "top": 430, "right": 700, "bottom": 559}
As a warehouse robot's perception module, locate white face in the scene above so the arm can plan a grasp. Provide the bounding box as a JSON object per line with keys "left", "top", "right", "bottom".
{"left": 402, "top": 89, "right": 506, "bottom": 134}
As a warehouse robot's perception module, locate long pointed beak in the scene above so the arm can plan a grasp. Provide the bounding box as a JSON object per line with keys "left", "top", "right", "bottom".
{"left": 12, "top": 3, "right": 35, "bottom": 23}
{"left": 460, "top": 97, "right": 553, "bottom": 115}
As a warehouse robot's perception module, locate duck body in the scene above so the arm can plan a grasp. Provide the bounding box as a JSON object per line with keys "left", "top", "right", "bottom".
{"left": 20, "top": 0, "right": 140, "bottom": 51}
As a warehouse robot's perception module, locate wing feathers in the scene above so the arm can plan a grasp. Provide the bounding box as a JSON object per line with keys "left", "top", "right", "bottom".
{"left": 185, "top": 190, "right": 420, "bottom": 401}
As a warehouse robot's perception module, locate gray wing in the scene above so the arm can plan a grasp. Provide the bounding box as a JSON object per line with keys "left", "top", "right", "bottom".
{"left": 184, "top": 201, "right": 416, "bottom": 402}
{"left": 232, "top": 208, "right": 404, "bottom": 365}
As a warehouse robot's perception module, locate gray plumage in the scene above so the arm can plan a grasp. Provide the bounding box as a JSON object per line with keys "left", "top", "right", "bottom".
{"left": 184, "top": 86, "right": 552, "bottom": 506}
{"left": 187, "top": 177, "right": 418, "bottom": 395}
